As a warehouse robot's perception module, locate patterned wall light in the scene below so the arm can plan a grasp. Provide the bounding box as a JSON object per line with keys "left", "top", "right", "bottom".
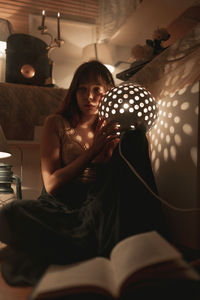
{"left": 99, "top": 82, "right": 158, "bottom": 134}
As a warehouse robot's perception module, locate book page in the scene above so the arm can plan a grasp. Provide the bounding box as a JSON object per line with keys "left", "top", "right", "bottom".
{"left": 30, "top": 257, "right": 119, "bottom": 300}
{"left": 110, "top": 231, "right": 182, "bottom": 288}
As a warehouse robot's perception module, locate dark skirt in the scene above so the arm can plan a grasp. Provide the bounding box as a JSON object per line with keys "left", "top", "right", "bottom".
{"left": 0, "top": 127, "right": 168, "bottom": 286}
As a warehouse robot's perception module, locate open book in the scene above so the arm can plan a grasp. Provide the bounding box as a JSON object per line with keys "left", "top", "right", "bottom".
{"left": 29, "top": 231, "right": 200, "bottom": 300}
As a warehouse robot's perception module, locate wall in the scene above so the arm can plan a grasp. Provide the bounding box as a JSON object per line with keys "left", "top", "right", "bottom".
{"left": 130, "top": 23, "right": 200, "bottom": 250}
{"left": 2, "top": 141, "right": 42, "bottom": 200}
{"left": 149, "top": 81, "right": 200, "bottom": 249}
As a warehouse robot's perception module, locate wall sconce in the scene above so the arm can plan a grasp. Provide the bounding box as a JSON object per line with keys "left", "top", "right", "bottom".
{"left": 38, "top": 10, "right": 64, "bottom": 52}
{"left": 99, "top": 82, "right": 158, "bottom": 134}
{"left": 82, "top": 42, "right": 115, "bottom": 73}
{"left": 0, "top": 125, "right": 22, "bottom": 205}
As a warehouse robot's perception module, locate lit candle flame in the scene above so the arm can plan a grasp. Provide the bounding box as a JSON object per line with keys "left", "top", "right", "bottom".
{"left": 57, "top": 12, "right": 60, "bottom": 40}
{"left": 41, "top": 10, "right": 46, "bottom": 27}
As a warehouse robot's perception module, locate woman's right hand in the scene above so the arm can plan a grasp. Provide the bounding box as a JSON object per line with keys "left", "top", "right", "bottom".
{"left": 90, "top": 118, "right": 119, "bottom": 160}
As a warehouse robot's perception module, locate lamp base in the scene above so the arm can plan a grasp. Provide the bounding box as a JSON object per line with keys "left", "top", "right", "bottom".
{"left": 0, "top": 163, "right": 22, "bottom": 200}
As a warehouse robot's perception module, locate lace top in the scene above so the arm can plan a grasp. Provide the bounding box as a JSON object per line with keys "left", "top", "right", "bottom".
{"left": 46, "top": 114, "right": 97, "bottom": 183}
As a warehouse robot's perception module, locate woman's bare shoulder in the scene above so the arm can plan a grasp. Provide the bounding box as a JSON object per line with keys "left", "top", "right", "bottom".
{"left": 43, "top": 114, "right": 71, "bottom": 140}
{"left": 44, "top": 114, "right": 69, "bottom": 127}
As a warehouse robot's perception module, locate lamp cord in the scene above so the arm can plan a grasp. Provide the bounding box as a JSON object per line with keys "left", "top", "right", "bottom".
{"left": 119, "top": 132, "right": 200, "bottom": 213}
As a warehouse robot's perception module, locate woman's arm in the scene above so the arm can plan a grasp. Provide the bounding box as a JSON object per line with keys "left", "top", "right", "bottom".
{"left": 40, "top": 116, "right": 118, "bottom": 196}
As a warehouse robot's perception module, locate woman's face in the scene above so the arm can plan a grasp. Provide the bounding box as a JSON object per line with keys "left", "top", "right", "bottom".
{"left": 76, "top": 81, "right": 106, "bottom": 117}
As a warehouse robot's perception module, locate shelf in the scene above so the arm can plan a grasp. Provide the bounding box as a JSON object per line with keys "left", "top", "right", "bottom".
{"left": 116, "top": 59, "right": 151, "bottom": 81}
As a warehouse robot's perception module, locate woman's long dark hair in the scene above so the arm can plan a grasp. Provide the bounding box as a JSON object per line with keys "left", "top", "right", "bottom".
{"left": 57, "top": 60, "right": 115, "bottom": 128}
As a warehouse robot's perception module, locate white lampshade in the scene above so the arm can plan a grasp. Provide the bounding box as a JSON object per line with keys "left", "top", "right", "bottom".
{"left": 0, "top": 125, "right": 11, "bottom": 158}
{"left": 99, "top": 82, "right": 158, "bottom": 134}
{"left": 82, "top": 42, "right": 115, "bottom": 73}
{"left": 0, "top": 18, "right": 13, "bottom": 42}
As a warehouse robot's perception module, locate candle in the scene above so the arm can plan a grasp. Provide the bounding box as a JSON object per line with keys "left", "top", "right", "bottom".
{"left": 57, "top": 12, "right": 60, "bottom": 40}
{"left": 41, "top": 10, "right": 45, "bottom": 27}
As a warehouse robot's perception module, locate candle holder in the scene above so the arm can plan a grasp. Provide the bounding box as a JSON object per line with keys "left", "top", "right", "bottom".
{"left": 38, "top": 10, "right": 64, "bottom": 54}
{"left": 38, "top": 25, "right": 64, "bottom": 53}
{"left": 37, "top": 11, "right": 65, "bottom": 86}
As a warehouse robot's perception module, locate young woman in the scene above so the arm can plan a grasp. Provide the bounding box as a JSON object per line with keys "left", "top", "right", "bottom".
{"left": 0, "top": 60, "right": 167, "bottom": 286}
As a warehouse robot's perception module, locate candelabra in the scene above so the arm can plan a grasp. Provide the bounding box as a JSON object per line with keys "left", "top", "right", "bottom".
{"left": 37, "top": 10, "right": 64, "bottom": 85}
{"left": 38, "top": 10, "right": 64, "bottom": 55}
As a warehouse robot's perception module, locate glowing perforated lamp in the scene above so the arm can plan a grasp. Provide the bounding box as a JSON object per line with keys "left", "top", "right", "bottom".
{"left": 99, "top": 82, "right": 158, "bottom": 134}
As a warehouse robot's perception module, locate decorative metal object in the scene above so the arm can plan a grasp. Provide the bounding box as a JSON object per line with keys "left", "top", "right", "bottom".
{"left": 99, "top": 82, "right": 158, "bottom": 134}
{"left": 38, "top": 10, "right": 64, "bottom": 54}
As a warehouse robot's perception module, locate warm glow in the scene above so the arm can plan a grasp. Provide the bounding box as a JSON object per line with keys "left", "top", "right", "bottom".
{"left": 149, "top": 81, "right": 198, "bottom": 174}
{"left": 105, "top": 64, "right": 115, "bottom": 73}
{"left": 0, "top": 41, "right": 6, "bottom": 56}
{"left": 82, "top": 43, "right": 115, "bottom": 73}
{"left": 99, "top": 83, "right": 158, "bottom": 134}
{"left": 0, "top": 151, "right": 11, "bottom": 158}
{"left": 88, "top": 131, "right": 94, "bottom": 138}
{"left": 76, "top": 135, "right": 82, "bottom": 142}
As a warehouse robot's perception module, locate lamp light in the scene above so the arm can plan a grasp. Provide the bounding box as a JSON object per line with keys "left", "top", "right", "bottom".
{"left": 0, "top": 18, "right": 13, "bottom": 82}
{"left": 0, "top": 125, "right": 11, "bottom": 158}
{"left": 0, "top": 125, "right": 22, "bottom": 204}
{"left": 0, "top": 18, "right": 13, "bottom": 42}
{"left": 82, "top": 42, "right": 115, "bottom": 73}
{"left": 99, "top": 82, "right": 158, "bottom": 134}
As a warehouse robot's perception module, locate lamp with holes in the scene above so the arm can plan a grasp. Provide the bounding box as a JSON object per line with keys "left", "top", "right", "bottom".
{"left": 99, "top": 82, "right": 158, "bottom": 134}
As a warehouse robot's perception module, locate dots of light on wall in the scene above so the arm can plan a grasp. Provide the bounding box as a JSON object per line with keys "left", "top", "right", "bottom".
{"left": 167, "top": 102, "right": 171, "bottom": 108}
{"left": 190, "top": 147, "right": 197, "bottom": 166}
{"left": 151, "top": 149, "right": 156, "bottom": 162}
{"left": 172, "top": 100, "right": 178, "bottom": 107}
{"left": 174, "top": 134, "right": 182, "bottom": 146}
{"left": 181, "top": 60, "right": 195, "bottom": 79}
{"left": 169, "top": 126, "right": 175, "bottom": 134}
{"left": 174, "top": 116, "right": 181, "bottom": 123}
{"left": 157, "top": 143, "right": 162, "bottom": 152}
{"left": 178, "top": 87, "right": 187, "bottom": 95}
{"left": 181, "top": 102, "right": 189, "bottom": 110}
{"left": 163, "top": 148, "right": 169, "bottom": 161}
{"left": 182, "top": 124, "right": 193, "bottom": 135}
{"left": 160, "top": 132, "right": 164, "bottom": 139}
{"left": 148, "top": 88, "right": 198, "bottom": 174}
{"left": 191, "top": 81, "right": 199, "bottom": 94}
{"left": 169, "top": 92, "right": 176, "bottom": 98}
{"left": 170, "top": 145, "right": 177, "bottom": 160}
{"left": 166, "top": 134, "right": 171, "bottom": 144}
{"left": 171, "top": 75, "right": 179, "bottom": 85}
{"left": 99, "top": 82, "right": 158, "bottom": 133}
{"left": 154, "top": 158, "right": 160, "bottom": 173}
